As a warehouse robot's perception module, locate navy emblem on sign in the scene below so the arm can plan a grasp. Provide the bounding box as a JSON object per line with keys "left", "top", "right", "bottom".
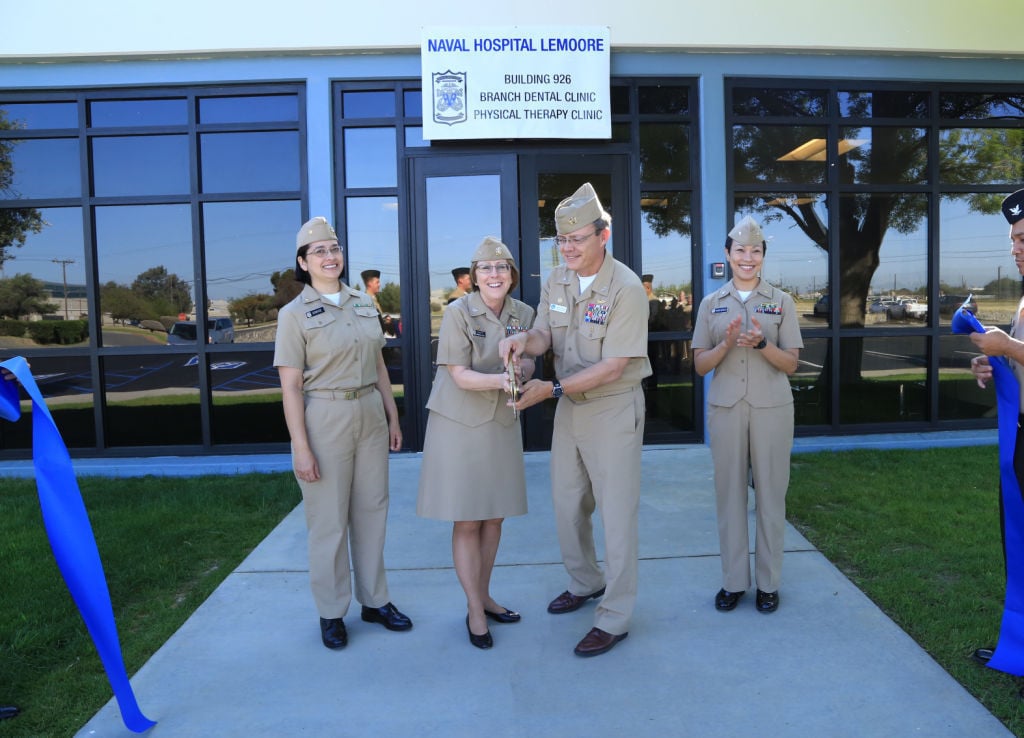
{"left": 433, "top": 70, "right": 467, "bottom": 126}
{"left": 306, "top": 307, "right": 326, "bottom": 318}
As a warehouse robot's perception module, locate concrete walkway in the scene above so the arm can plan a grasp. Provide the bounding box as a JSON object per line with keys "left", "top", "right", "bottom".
{"left": 62, "top": 445, "right": 1010, "bottom": 737}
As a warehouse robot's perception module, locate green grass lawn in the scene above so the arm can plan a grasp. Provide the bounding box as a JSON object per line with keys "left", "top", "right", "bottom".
{"left": 787, "top": 446, "right": 1024, "bottom": 736}
{"left": 0, "top": 473, "right": 300, "bottom": 738}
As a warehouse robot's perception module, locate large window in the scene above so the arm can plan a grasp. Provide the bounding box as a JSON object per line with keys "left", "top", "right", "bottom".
{"left": 0, "top": 85, "right": 305, "bottom": 456}
{"left": 728, "top": 81, "right": 1024, "bottom": 433}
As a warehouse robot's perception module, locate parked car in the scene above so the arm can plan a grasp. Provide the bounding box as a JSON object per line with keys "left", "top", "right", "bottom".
{"left": 899, "top": 298, "right": 928, "bottom": 320}
{"left": 167, "top": 317, "right": 235, "bottom": 344}
{"left": 813, "top": 294, "right": 829, "bottom": 317}
{"left": 937, "top": 294, "right": 977, "bottom": 316}
{"left": 868, "top": 298, "right": 906, "bottom": 319}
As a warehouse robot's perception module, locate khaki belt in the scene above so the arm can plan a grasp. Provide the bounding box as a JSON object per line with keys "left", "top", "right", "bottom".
{"left": 305, "top": 385, "right": 376, "bottom": 401}
{"left": 566, "top": 386, "right": 635, "bottom": 404}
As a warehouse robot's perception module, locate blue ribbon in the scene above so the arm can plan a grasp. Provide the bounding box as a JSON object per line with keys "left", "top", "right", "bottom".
{"left": 0, "top": 356, "right": 155, "bottom": 732}
{"left": 952, "top": 307, "right": 1024, "bottom": 675}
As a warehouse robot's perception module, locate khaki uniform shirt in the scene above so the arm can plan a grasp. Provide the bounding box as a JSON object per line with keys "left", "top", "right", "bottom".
{"left": 692, "top": 281, "right": 803, "bottom": 408}
{"left": 447, "top": 287, "right": 469, "bottom": 305}
{"left": 534, "top": 254, "right": 651, "bottom": 395}
{"left": 427, "top": 292, "right": 535, "bottom": 427}
{"left": 273, "top": 283, "right": 384, "bottom": 390}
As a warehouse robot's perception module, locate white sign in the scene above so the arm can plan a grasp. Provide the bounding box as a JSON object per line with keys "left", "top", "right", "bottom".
{"left": 421, "top": 26, "right": 611, "bottom": 141}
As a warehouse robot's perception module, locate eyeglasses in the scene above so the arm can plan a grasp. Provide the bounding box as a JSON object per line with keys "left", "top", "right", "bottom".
{"left": 475, "top": 263, "right": 512, "bottom": 274}
{"left": 307, "top": 246, "right": 342, "bottom": 259}
{"left": 554, "top": 230, "right": 599, "bottom": 247}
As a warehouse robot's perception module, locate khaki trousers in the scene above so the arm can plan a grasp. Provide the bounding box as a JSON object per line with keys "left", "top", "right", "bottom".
{"left": 708, "top": 400, "right": 793, "bottom": 593}
{"left": 296, "top": 391, "right": 391, "bottom": 619}
{"left": 551, "top": 386, "right": 644, "bottom": 635}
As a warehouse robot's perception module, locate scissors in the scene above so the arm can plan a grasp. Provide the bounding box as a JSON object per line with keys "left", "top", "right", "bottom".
{"left": 506, "top": 351, "right": 519, "bottom": 419}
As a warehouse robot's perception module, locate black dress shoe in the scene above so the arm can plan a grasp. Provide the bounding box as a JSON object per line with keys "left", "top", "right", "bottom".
{"left": 319, "top": 617, "right": 348, "bottom": 650}
{"left": 715, "top": 588, "right": 744, "bottom": 611}
{"left": 972, "top": 647, "right": 995, "bottom": 665}
{"left": 361, "top": 602, "right": 413, "bottom": 631}
{"left": 466, "top": 615, "right": 493, "bottom": 649}
{"left": 485, "top": 607, "right": 521, "bottom": 624}
{"left": 547, "top": 587, "right": 606, "bottom": 614}
{"left": 574, "top": 627, "right": 628, "bottom": 657}
{"left": 0, "top": 705, "right": 19, "bottom": 721}
{"left": 755, "top": 589, "right": 779, "bottom": 613}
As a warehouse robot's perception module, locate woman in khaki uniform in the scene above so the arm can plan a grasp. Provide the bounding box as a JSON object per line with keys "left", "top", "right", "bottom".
{"left": 692, "top": 216, "right": 803, "bottom": 615}
{"left": 417, "top": 237, "right": 535, "bottom": 649}
{"left": 274, "top": 216, "right": 412, "bottom": 651}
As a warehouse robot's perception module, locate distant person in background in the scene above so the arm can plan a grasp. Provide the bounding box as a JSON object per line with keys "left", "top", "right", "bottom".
{"left": 642, "top": 274, "right": 662, "bottom": 406}
{"left": 276, "top": 217, "right": 411, "bottom": 651}
{"left": 692, "top": 215, "right": 803, "bottom": 615}
{"left": 447, "top": 267, "right": 472, "bottom": 304}
{"left": 417, "top": 237, "right": 535, "bottom": 650}
{"left": 361, "top": 268, "right": 398, "bottom": 337}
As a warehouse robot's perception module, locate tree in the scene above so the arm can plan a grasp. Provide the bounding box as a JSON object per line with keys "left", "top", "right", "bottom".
{"left": 0, "top": 273, "right": 59, "bottom": 319}
{"left": 100, "top": 281, "right": 151, "bottom": 323}
{"left": 229, "top": 293, "right": 275, "bottom": 326}
{"left": 378, "top": 281, "right": 401, "bottom": 314}
{"left": 0, "top": 111, "right": 45, "bottom": 268}
{"left": 131, "top": 266, "right": 193, "bottom": 316}
{"left": 270, "top": 268, "right": 303, "bottom": 308}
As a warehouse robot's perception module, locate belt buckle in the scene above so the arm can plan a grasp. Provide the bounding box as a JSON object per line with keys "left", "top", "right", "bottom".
{"left": 343, "top": 390, "right": 358, "bottom": 400}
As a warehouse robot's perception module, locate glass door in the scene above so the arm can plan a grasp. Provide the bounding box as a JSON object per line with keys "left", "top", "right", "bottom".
{"left": 406, "top": 154, "right": 519, "bottom": 450}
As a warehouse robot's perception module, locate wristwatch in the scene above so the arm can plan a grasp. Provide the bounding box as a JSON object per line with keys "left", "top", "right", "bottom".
{"left": 551, "top": 379, "right": 564, "bottom": 398}
{"left": 753, "top": 337, "right": 768, "bottom": 350}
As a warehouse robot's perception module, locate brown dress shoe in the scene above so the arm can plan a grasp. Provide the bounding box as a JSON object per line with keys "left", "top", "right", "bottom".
{"left": 574, "top": 627, "right": 628, "bottom": 657}
{"left": 547, "top": 587, "right": 606, "bottom": 614}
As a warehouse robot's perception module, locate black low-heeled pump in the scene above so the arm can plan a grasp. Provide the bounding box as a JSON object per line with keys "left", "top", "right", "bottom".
{"left": 466, "top": 615, "right": 493, "bottom": 649}
{"left": 484, "top": 607, "right": 521, "bottom": 624}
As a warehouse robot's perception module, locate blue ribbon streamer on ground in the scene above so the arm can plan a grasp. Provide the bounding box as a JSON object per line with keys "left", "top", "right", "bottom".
{"left": 0, "top": 356, "right": 156, "bottom": 732}
{"left": 951, "top": 307, "right": 1024, "bottom": 675}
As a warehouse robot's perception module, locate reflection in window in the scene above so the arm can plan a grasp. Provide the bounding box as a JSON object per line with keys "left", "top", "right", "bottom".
{"left": 732, "top": 125, "right": 828, "bottom": 184}
{"left": 200, "top": 131, "right": 300, "bottom": 193}
{"left": 939, "top": 194, "right": 1017, "bottom": 328}
{"left": 940, "top": 93, "right": 1024, "bottom": 120}
{"left": 639, "top": 124, "right": 690, "bottom": 182}
{"left": 89, "top": 98, "right": 188, "bottom": 127}
{"left": 792, "top": 337, "right": 829, "bottom": 426}
{"left": 0, "top": 102, "right": 77, "bottom": 129}
{"left": 210, "top": 350, "right": 289, "bottom": 444}
{"left": 838, "top": 90, "right": 929, "bottom": 119}
{"left": 342, "top": 91, "right": 396, "bottom": 118}
{"left": 732, "top": 87, "right": 827, "bottom": 117}
{"left": 643, "top": 338, "right": 695, "bottom": 436}
{"left": 347, "top": 196, "right": 400, "bottom": 329}
{"left": 839, "top": 193, "right": 928, "bottom": 329}
{"left": 102, "top": 354, "right": 201, "bottom": 446}
{"left": 641, "top": 191, "right": 692, "bottom": 331}
{"left": 1, "top": 138, "right": 80, "bottom": 199}
{"left": 734, "top": 193, "right": 828, "bottom": 329}
{"left": 344, "top": 128, "right": 397, "bottom": 188}
{"left": 0, "top": 355, "right": 95, "bottom": 449}
{"left": 95, "top": 204, "right": 193, "bottom": 346}
{"left": 638, "top": 86, "right": 689, "bottom": 115}
{"left": 91, "top": 135, "right": 189, "bottom": 197}
{"left": 938, "top": 333, "right": 994, "bottom": 420}
{"left": 839, "top": 336, "right": 927, "bottom": 424}
{"left": 838, "top": 127, "right": 928, "bottom": 185}
{"left": 202, "top": 200, "right": 301, "bottom": 336}
{"left": 6, "top": 208, "right": 89, "bottom": 340}
{"left": 939, "top": 128, "right": 1024, "bottom": 185}
{"left": 199, "top": 94, "right": 299, "bottom": 124}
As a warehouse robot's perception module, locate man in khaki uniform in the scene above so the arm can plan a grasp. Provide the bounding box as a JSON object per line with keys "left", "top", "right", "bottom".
{"left": 501, "top": 182, "right": 651, "bottom": 657}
